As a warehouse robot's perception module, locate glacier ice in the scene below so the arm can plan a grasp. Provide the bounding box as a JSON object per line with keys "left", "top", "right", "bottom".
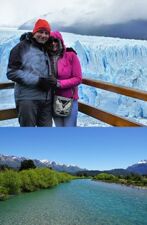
{"left": 0, "top": 28, "right": 147, "bottom": 126}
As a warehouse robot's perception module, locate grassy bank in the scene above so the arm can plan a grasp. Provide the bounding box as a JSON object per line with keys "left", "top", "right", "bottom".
{"left": 93, "top": 173, "right": 147, "bottom": 188}
{"left": 0, "top": 168, "right": 74, "bottom": 200}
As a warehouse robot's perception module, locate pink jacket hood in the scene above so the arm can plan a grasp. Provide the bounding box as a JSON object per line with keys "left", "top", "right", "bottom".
{"left": 50, "top": 31, "right": 66, "bottom": 51}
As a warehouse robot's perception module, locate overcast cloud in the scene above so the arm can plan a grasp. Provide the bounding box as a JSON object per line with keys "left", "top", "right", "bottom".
{"left": 0, "top": 0, "right": 147, "bottom": 27}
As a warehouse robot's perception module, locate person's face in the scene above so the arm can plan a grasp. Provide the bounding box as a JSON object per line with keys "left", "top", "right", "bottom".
{"left": 49, "top": 38, "right": 60, "bottom": 52}
{"left": 51, "top": 40, "right": 59, "bottom": 51}
{"left": 33, "top": 30, "right": 50, "bottom": 44}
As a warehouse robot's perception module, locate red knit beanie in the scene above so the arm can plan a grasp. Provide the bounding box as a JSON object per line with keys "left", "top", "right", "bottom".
{"left": 33, "top": 19, "right": 51, "bottom": 34}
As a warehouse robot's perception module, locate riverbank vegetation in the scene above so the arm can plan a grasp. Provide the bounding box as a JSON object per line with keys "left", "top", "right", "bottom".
{"left": 93, "top": 173, "right": 147, "bottom": 187}
{"left": 0, "top": 168, "right": 74, "bottom": 201}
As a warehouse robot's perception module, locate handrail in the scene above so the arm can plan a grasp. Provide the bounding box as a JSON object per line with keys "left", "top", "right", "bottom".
{"left": 0, "top": 82, "right": 14, "bottom": 90}
{"left": 0, "top": 108, "right": 17, "bottom": 121}
{"left": 82, "top": 78, "right": 147, "bottom": 101}
{"left": 78, "top": 102, "right": 142, "bottom": 127}
{"left": 0, "top": 80, "right": 146, "bottom": 126}
{"left": 1, "top": 80, "right": 147, "bottom": 101}
{"left": 0, "top": 105, "right": 142, "bottom": 126}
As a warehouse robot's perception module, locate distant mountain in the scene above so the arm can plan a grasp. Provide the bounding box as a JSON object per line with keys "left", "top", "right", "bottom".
{"left": 1, "top": 155, "right": 147, "bottom": 175}
{"left": 76, "top": 162, "right": 147, "bottom": 177}
{"left": 0, "top": 154, "right": 26, "bottom": 169}
{"left": 127, "top": 160, "right": 147, "bottom": 175}
{"left": 0, "top": 154, "right": 84, "bottom": 173}
{"left": 76, "top": 169, "right": 131, "bottom": 177}
{"left": 18, "top": 16, "right": 147, "bottom": 40}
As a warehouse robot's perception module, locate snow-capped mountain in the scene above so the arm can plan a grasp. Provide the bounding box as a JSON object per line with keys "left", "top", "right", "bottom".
{"left": 1, "top": 154, "right": 147, "bottom": 175}
{"left": 0, "top": 154, "right": 84, "bottom": 173}
{"left": 127, "top": 160, "right": 147, "bottom": 175}
{"left": 1, "top": 28, "right": 147, "bottom": 126}
{"left": 0, "top": 154, "right": 26, "bottom": 168}
{"left": 138, "top": 160, "right": 147, "bottom": 164}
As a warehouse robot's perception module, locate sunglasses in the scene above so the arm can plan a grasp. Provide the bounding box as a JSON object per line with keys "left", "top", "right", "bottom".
{"left": 49, "top": 37, "right": 59, "bottom": 43}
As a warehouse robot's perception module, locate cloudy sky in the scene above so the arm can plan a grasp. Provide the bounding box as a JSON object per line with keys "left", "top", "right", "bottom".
{"left": 0, "top": 0, "right": 147, "bottom": 26}
{"left": 1, "top": 0, "right": 147, "bottom": 38}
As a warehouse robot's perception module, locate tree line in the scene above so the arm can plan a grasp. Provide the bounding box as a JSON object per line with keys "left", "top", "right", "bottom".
{"left": 93, "top": 173, "right": 147, "bottom": 187}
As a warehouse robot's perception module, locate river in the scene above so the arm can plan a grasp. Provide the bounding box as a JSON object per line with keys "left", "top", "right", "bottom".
{"left": 0, "top": 179, "right": 147, "bottom": 225}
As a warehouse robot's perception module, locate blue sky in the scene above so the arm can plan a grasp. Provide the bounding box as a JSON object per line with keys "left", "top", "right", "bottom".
{"left": 0, "top": 128, "right": 146, "bottom": 170}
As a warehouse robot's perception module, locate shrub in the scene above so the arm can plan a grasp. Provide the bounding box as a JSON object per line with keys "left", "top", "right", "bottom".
{"left": 36, "top": 168, "right": 58, "bottom": 188}
{"left": 94, "top": 173, "right": 118, "bottom": 182}
{"left": 0, "top": 186, "right": 8, "bottom": 200}
{"left": 20, "top": 169, "right": 39, "bottom": 192}
{"left": 1, "top": 169, "right": 21, "bottom": 194}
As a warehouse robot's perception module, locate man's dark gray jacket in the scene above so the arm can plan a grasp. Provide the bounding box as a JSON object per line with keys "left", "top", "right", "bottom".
{"left": 7, "top": 36, "right": 51, "bottom": 101}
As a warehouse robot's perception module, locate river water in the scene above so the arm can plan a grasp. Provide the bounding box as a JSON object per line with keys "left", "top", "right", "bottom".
{"left": 0, "top": 179, "right": 147, "bottom": 225}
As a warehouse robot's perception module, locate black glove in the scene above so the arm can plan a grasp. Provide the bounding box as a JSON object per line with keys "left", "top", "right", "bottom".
{"left": 47, "top": 75, "right": 57, "bottom": 87}
{"left": 38, "top": 77, "right": 51, "bottom": 92}
{"left": 38, "top": 76, "right": 57, "bottom": 92}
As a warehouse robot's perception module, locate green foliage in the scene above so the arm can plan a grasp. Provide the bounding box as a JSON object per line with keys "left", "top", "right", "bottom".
{"left": 0, "top": 186, "right": 8, "bottom": 200}
{"left": 56, "top": 172, "right": 73, "bottom": 183}
{"left": 34, "top": 168, "right": 59, "bottom": 189}
{"left": 0, "top": 172, "right": 8, "bottom": 200}
{"left": 0, "top": 169, "right": 21, "bottom": 194}
{"left": 0, "top": 165, "right": 11, "bottom": 171}
{"left": 94, "top": 172, "right": 147, "bottom": 187}
{"left": 0, "top": 168, "right": 75, "bottom": 200}
{"left": 94, "top": 173, "right": 118, "bottom": 182}
{"left": 20, "top": 169, "right": 40, "bottom": 192}
{"left": 0, "top": 172, "right": 3, "bottom": 184}
{"left": 142, "top": 177, "right": 147, "bottom": 186}
{"left": 19, "top": 160, "right": 36, "bottom": 171}
{"left": 19, "top": 168, "right": 60, "bottom": 192}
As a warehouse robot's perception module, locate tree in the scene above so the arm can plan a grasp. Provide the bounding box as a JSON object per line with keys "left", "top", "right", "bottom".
{"left": 19, "top": 160, "right": 36, "bottom": 171}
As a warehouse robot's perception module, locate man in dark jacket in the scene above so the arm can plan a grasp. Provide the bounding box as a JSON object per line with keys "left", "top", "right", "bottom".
{"left": 6, "top": 19, "right": 57, "bottom": 127}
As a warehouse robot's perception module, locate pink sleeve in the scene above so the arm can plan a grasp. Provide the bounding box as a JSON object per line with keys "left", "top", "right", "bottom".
{"left": 59, "top": 53, "right": 82, "bottom": 89}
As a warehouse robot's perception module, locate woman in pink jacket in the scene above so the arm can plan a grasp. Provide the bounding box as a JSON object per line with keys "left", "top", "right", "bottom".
{"left": 48, "top": 31, "right": 82, "bottom": 127}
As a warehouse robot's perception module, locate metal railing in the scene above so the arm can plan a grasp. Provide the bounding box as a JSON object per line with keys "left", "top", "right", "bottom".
{"left": 0, "top": 79, "right": 146, "bottom": 126}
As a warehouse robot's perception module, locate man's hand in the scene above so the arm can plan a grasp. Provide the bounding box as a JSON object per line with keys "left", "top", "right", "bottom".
{"left": 48, "top": 75, "right": 57, "bottom": 87}
{"left": 38, "top": 76, "right": 57, "bottom": 91}
{"left": 38, "top": 77, "right": 51, "bottom": 91}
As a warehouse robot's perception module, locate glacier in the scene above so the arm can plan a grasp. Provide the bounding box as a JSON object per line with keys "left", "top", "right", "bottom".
{"left": 0, "top": 28, "right": 147, "bottom": 126}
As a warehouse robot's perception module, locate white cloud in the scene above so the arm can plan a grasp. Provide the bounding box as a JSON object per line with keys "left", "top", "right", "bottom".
{"left": 98, "top": 0, "right": 147, "bottom": 24}
{"left": 0, "top": 0, "right": 147, "bottom": 26}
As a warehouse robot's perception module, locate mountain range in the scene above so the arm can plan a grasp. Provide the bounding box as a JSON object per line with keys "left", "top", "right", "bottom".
{"left": 127, "top": 160, "right": 147, "bottom": 175}
{"left": 77, "top": 161, "right": 147, "bottom": 176}
{"left": 18, "top": 15, "right": 147, "bottom": 40}
{"left": 0, "top": 154, "right": 84, "bottom": 173}
{"left": 0, "top": 154, "right": 147, "bottom": 175}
